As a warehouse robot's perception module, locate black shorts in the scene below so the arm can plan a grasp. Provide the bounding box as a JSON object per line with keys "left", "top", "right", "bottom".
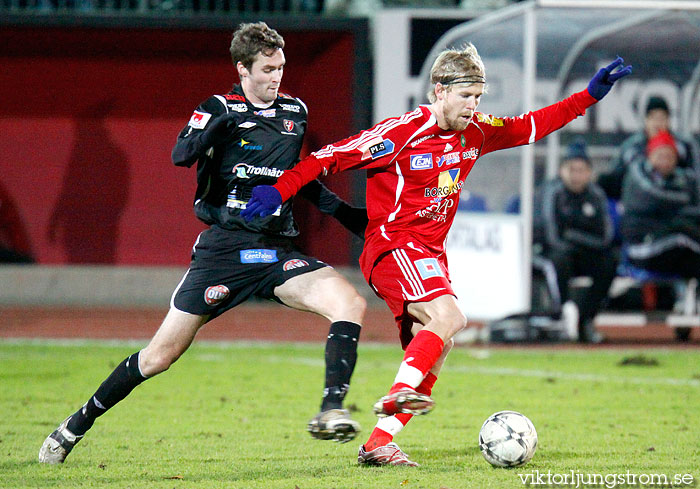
{"left": 171, "top": 226, "right": 328, "bottom": 319}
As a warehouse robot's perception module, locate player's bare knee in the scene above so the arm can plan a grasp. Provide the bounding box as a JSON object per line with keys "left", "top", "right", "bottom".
{"left": 325, "top": 287, "right": 366, "bottom": 323}
{"left": 139, "top": 347, "right": 180, "bottom": 376}
{"left": 439, "top": 310, "right": 468, "bottom": 339}
{"left": 344, "top": 292, "right": 367, "bottom": 323}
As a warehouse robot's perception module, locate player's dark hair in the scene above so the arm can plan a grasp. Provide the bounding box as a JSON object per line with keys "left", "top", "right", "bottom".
{"left": 230, "top": 22, "right": 285, "bottom": 71}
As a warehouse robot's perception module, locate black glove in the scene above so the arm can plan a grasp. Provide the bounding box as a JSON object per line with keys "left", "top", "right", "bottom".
{"left": 332, "top": 202, "right": 368, "bottom": 239}
{"left": 200, "top": 113, "right": 238, "bottom": 148}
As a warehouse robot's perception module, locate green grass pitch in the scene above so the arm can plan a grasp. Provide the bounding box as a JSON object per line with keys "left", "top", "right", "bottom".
{"left": 1, "top": 339, "right": 699, "bottom": 489}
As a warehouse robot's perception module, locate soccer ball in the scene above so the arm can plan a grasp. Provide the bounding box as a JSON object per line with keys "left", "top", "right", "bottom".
{"left": 478, "top": 410, "right": 538, "bottom": 467}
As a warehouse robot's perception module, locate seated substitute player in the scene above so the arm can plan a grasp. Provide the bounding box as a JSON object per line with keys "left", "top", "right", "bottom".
{"left": 242, "top": 44, "right": 631, "bottom": 466}
{"left": 39, "top": 22, "right": 369, "bottom": 465}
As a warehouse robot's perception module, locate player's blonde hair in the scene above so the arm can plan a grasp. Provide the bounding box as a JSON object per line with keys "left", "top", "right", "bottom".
{"left": 427, "top": 43, "right": 486, "bottom": 103}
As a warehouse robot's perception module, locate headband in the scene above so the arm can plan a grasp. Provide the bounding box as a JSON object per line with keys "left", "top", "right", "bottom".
{"left": 439, "top": 75, "right": 486, "bottom": 85}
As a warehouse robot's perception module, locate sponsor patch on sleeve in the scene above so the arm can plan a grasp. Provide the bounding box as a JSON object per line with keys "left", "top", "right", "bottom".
{"left": 475, "top": 113, "right": 503, "bottom": 126}
{"left": 359, "top": 136, "right": 395, "bottom": 160}
{"left": 188, "top": 110, "right": 212, "bottom": 129}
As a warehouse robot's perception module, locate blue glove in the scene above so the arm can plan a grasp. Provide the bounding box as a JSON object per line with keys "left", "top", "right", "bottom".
{"left": 240, "top": 185, "right": 282, "bottom": 221}
{"left": 587, "top": 57, "right": 632, "bottom": 100}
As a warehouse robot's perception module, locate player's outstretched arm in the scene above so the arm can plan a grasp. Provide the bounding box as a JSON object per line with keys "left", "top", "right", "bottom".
{"left": 586, "top": 57, "right": 632, "bottom": 100}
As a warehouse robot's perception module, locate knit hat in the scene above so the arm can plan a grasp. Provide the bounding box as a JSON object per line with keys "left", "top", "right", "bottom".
{"left": 645, "top": 96, "right": 669, "bottom": 115}
{"left": 646, "top": 130, "right": 677, "bottom": 156}
{"left": 564, "top": 138, "right": 591, "bottom": 165}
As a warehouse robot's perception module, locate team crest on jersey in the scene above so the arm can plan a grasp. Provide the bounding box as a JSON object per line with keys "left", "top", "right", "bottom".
{"left": 410, "top": 153, "right": 433, "bottom": 170}
{"left": 283, "top": 119, "right": 294, "bottom": 132}
{"left": 283, "top": 259, "right": 309, "bottom": 271}
{"left": 460, "top": 134, "right": 467, "bottom": 147}
{"left": 360, "top": 136, "right": 395, "bottom": 160}
{"left": 476, "top": 113, "right": 504, "bottom": 126}
{"left": 188, "top": 111, "right": 211, "bottom": 129}
{"left": 204, "top": 285, "right": 230, "bottom": 306}
{"left": 437, "top": 151, "right": 460, "bottom": 167}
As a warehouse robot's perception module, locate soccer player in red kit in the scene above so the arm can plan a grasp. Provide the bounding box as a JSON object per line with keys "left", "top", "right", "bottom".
{"left": 243, "top": 44, "right": 631, "bottom": 466}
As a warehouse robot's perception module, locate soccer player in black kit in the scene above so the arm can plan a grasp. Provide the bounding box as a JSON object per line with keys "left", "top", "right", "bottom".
{"left": 39, "top": 22, "right": 368, "bottom": 464}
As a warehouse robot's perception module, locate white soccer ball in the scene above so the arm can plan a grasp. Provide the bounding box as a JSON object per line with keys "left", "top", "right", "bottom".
{"left": 478, "top": 410, "right": 538, "bottom": 467}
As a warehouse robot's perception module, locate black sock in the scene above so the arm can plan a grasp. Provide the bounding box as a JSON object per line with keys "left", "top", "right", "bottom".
{"left": 321, "top": 321, "right": 361, "bottom": 411}
{"left": 67, "top": 351, "right": 147, "bottom": 436}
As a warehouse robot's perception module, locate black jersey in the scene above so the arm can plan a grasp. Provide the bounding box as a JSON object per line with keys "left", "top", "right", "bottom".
{"left": 172, "top": 84, "right": 341, "bottom": 237}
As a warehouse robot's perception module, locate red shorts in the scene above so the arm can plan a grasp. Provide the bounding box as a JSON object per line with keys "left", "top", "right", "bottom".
{"left": 367, "top": 245, "right": 454, "bottom": 349}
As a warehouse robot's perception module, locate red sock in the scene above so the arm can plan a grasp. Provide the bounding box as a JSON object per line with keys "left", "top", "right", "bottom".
{"left": 389, "top": 330, "right": 444, "bottom": 394}
{"left": 364, "top": 372, "right": 439, "bottom": 451}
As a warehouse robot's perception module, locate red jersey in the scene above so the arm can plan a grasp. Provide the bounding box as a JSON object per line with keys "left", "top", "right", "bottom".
{"left": 274, "top": 89, "right": 597, "bottom": 277}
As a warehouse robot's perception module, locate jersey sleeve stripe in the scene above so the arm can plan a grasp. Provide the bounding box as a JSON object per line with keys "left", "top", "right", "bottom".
{"left": 312, "top": 108, "right": 423, "bottom": 159}
{"left": 528, "top": 115, "right": 536, "bottom": 143}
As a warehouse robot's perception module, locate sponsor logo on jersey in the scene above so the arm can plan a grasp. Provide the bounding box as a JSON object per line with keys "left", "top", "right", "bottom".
{"left": 437, "top": 151, "right": 460, "bottom": 167}
{"left": 283, "top": 259, "right": 309, "bottom": 271}
{"left": 423, "top": 169, "right": 462, "bottom": 197}
{"left": 240, "top": 249, "right": 278, "bottom": 263}
{"left": 224, "top": 94, "right": 245, "bottom": 101}
{"left": 414, "top": 258, "right": 445, "bottom": 279}
{"left": 239, "top": 139, "right": 263, "bottom": 151}
{"left": 204, "top": 284, "right": 230, "bottom": 306}
{"left": 410, "top": 153, "right": 433, "bottom": 170}
{"left": 462, "top": 147, "right": 479, "bottom": 160}
{"left": 188, "top": 110, "right": 211, "bottom": 129}
{"left": 232, "top": 163, "right": 284, "bottom": 179}
{"left": 280, "top": 103, "right": 301, "bottom": 113}
{"left": 476, "top": 113, "right": 504, "bottom": 126}
{"left": 415, "top": 197, "right": 455, "bottom": 222}
{"left": 359, "top": 136, "right": 395, "bottom": 160}
{"left": 238, "top": 121, "right": 256, "bottom": 129}
{"left": 254, "top": 108, "right": 276, "bottom": 118}
{"left": 410, "top": 134, "right": 435, "bottom": 148}
{"left": 283, "top": 119, "right": 294, "bottom": 132}
{"left": 228, "top": 103, "right": 248, "bottom": 113}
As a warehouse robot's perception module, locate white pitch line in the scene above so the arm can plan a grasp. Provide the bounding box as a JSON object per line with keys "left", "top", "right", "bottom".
{"left": 4, "top": 338, "right": 699, "bottom": 388}
{"left": 444, "top": 365, "right": 700, "bottom": 388}
{"left": 260, "top": 355, "right": 700, "bottom": 388}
